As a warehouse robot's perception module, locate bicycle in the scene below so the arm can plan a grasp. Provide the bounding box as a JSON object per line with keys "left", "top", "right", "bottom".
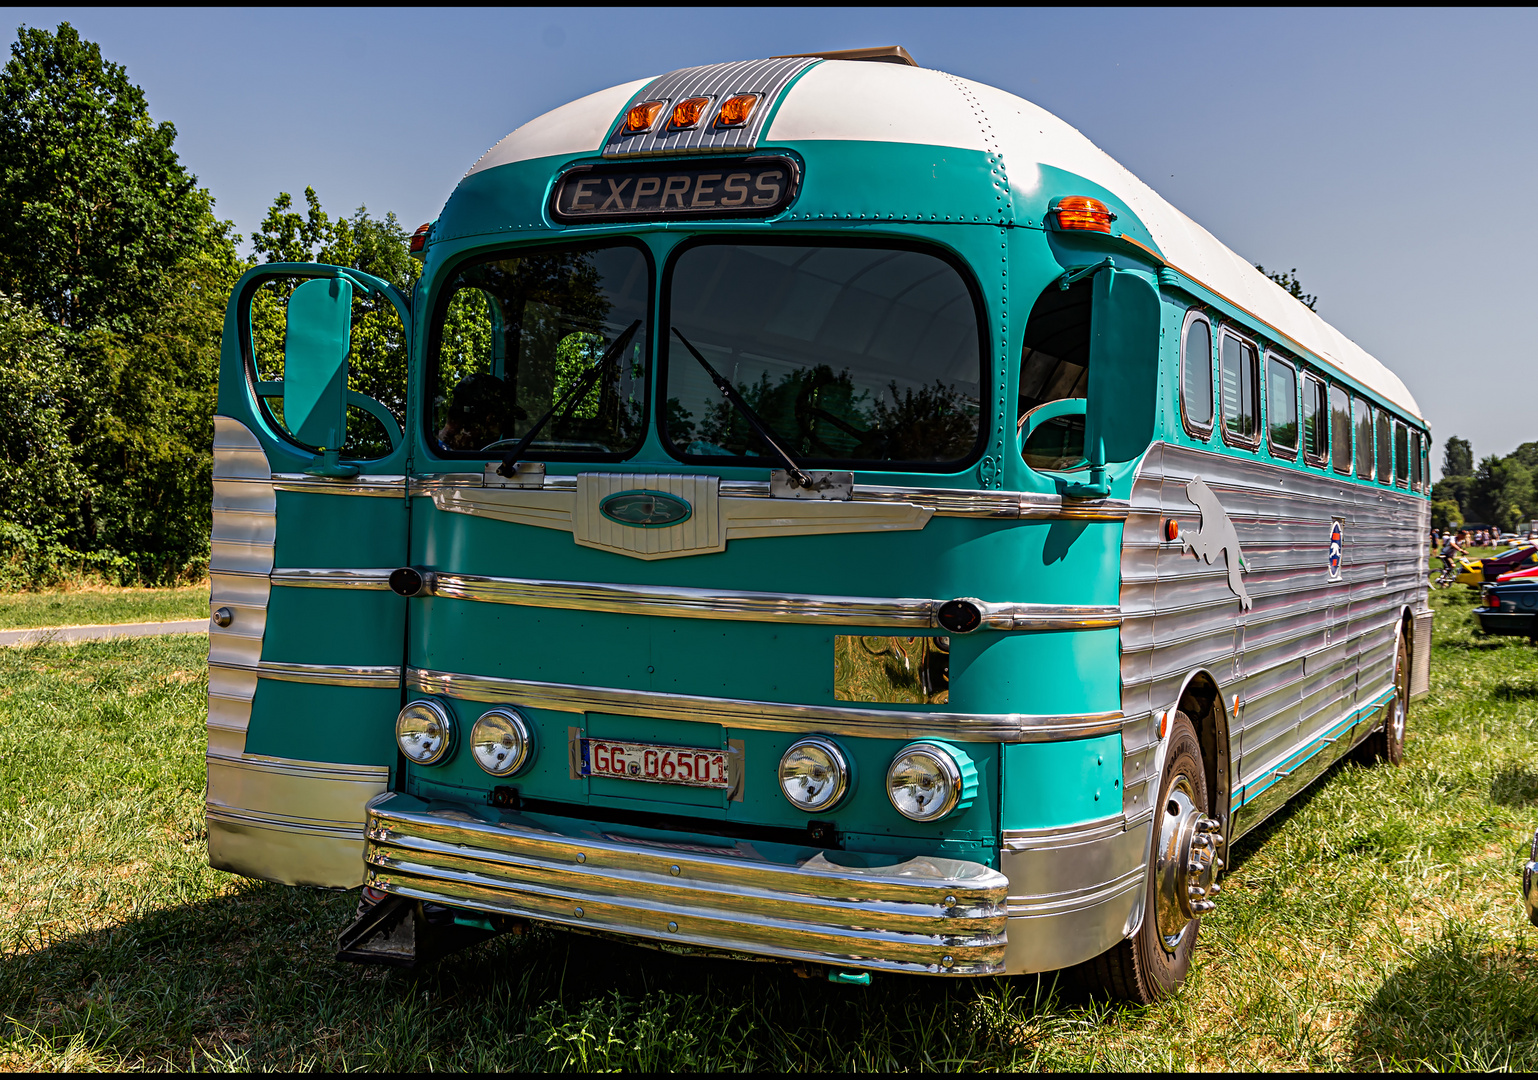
{"left": 1434, "top": 555, "right": 1462, "bottom": 588}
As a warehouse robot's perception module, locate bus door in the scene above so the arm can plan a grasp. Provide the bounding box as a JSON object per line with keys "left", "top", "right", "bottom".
{"left": 207, "top": 264, "right": 412, "bottom": 888}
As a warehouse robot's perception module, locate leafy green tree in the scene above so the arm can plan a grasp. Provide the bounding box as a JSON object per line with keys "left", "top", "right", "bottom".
{"left": 1255, "top": 266, "right": 1318, "bottom": 311}
{"left": 1432, "top": 475, "right": 1473, "bottom": 522}
{"left": 1470, "top": 455, "right": 1534, "bottom": 533}
{"left": 1429, "top": 499, "right": 1463, "bottom": 531}
{"left": 0, "top": 293, "right": 86, "bottom": 536}
{"left": 0, "top": 23, "right": 213, "bottom": 335}
{"left": 1443, "top": 435, "right": 1474, "bottom": 477}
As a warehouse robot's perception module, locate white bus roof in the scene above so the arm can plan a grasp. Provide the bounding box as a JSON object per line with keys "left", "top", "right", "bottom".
{"left": 465, "top": 60, "right": 1421, "bottom": 421}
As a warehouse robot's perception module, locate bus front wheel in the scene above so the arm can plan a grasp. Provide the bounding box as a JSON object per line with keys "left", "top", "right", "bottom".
{"left": 1074, "top": 711, "right": 1222, "bottom": 1003}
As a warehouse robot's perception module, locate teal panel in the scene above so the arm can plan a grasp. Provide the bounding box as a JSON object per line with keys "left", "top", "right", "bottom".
{"left": 274, "top": 491, "right": 407, "bottom": 568}
{"left": 261, "top": 586, "right": 405, "bottom": 665}
{"left": 1001, "top": 733, "right": 1123, "bottom": 830}
{"left": 244, "top": 681, "right": 401, "bottom": 767}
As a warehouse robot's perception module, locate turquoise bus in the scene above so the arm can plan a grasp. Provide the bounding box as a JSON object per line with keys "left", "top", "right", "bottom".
{"left": 206, "top": 47, "right": 1432, "bottom": 1001}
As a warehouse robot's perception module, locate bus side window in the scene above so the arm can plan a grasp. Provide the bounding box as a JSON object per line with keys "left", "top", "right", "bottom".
{"left": 1180, "top": 312, "right": 1213, "bottom": 436}
{"left": 1329, "top": 384, "right": 1352, "bottom": 474}
{"left": 1412, "top": 430, "right": 1424, "bottom": 490}
{"left": 1395, "top": 421, "right": 1410, "bottom": 487}
{"left": 1302, "top": 373, "right": 1328, "bottom": 465}
{"left": 1376, "top": 408, "right": 1393, "bottom": 484}
{"left": 1354, "top": 396, "right": 1374, "bottom": 480}
{"left": 1219, "top": 330, "right": 1260, "bottom": 445}
{"left": 1266, "top": 354, "right": 1298, "bottom": 459}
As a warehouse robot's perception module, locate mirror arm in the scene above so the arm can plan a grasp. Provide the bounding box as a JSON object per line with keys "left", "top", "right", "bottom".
{"left": 1062, "top": 436, "right": 1110, "bottom": 499}
{"left": 1057, "top": 257, "right": 1116, "bottom": 291}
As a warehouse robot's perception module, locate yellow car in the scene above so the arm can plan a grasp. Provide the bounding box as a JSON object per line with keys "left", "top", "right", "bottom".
{"left": 1456, "top": 544, "right": 1538, "bottom": 585}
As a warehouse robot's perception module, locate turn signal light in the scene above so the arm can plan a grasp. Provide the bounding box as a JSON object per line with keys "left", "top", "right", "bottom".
{"left": 408, "top": 222, "right": 432, "bottom": 254}
{"left": 1164, "top": 517, "right": 1181, "bottom": 542}
{"left": 716, "top": 93, "right": 759, "bottom": 127}
{"left": 1054, "top": 196, "right": 1118, "bottom": 234}
{"left": 670, "top": 96, "right": 712, "bottom": 130}
{"left": 623, "top": 100, "right": 667, "bottom": 134}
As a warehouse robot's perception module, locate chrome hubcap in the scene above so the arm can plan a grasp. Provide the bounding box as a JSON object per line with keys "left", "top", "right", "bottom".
{"left": 1154, "top": 778, "right": 1225, "bottom": 952}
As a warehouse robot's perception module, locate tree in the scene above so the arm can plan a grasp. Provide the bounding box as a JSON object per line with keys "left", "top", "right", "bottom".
{"left": 1430, "top": 499, "right": 1463, "bottom": 531}
{"left": 0, "top": 23, "right": 213, "bottom": 335}
{"left": 1443, "top": 435, "right": 1474, "bottom": 477}
{"left": 1255, "top": 266, "right": 1318, "bottom": 311}
{"left": 1470, "top": 455, "right": 1534, "bottom": 534}
{"left": 1432, "top": 475, "right": 1473, "bottom": 523}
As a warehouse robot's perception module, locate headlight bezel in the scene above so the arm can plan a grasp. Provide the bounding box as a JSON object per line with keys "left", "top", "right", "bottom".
{"left": 885, "top": 740, "right": 975, "bottom": 822}
{"left": 395, "top": 698, "right": 455, "bottom": 766}
{"left": 471, "top": 706, "right": 533, "bottom": 777}
{"left": 777, "top": 735, "right": 851, "bottom": 813}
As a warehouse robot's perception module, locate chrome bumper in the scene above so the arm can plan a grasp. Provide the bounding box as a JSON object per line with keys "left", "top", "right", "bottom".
{"left": 363, "top": 793, "right": 1009, "bottom": 975}
{"left": 1525, "top": 828, "right": 1538, "bottom": 928}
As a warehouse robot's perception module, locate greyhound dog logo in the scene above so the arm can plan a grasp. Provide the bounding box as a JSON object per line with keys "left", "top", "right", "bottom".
{"left": 1181, "top": 476, "right": 1252, "bottom": 610}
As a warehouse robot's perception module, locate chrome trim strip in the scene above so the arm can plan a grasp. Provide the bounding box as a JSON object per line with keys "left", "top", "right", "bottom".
{"left": 210, "top": 659, "right": 403, "bottom": 688}
{"left": 427, "top": 572, "right": 1121, "bottom": 631}
{"left": 407, "top": 473, "right": 1131, "bottom": 521}
{"left": 1002, "top": 814, "right": 1128, "bottom": 849}
{"left": 272, "top": 473, "right": 406, "bottom": 497}
{"left": 407, "top": 666, "right": 1121, "bottom": 742}
{"left": 271, "top": 568, "right": 395, "bottom": 590}
{"left": 365, "top": 792, "right": 1009, "bottom": 976}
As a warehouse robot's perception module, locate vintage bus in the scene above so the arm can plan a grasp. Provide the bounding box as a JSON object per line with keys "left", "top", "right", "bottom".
{"left": 206, "top": 46, "right": 1433, "bottom": 1001}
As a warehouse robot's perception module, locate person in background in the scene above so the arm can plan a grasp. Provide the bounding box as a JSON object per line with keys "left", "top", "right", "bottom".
{"left": 1440, "top": 529, "right": 1468, "bottom": 580}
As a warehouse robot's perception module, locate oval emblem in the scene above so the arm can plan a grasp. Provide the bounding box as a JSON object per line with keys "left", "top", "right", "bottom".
{"left": 599, "top": 490, "right": 693, "bottom": 528}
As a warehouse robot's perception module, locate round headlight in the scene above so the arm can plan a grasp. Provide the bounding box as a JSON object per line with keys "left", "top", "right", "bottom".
{"left": 471, "top": 707, "right": 532, "bottom": 776}
{"left": 778, "top": 736, "right": 849, "bottom": 812}
{"left": 396, "top": 699, "right": 454, "bottom": 765}
{"left": 886, "top": 741, "right": 975, "bottom": 822}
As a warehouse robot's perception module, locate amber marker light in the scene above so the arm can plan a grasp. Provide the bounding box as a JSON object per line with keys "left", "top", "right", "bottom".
{"left": 1054, "top": 196, "right": 1118, "bottom": 234}
{"left": 409, "top": 222, "right": 432, "bottom": 254}
{"left": 670, "top": 96, "right": 712, "bottom": 130}
{"left": 715, "top": 93, "right": 758, "bottom": 127}
{"left": 1164, "top": 517, "right": 1181, "bottom": 543}
{"left": 623, "top": 100, "right": 667, "bottom": 134}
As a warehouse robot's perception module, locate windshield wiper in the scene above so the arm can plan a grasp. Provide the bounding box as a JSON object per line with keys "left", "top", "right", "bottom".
{"left": 496, "top": 319, "right": 641, "bottom": 477}
{"left": 670, "top": 327, "right": 813, "bottom": 489}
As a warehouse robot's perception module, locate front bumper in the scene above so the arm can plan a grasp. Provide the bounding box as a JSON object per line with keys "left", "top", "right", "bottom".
{"left": 363, "top": 792, "right": 1009, "bottom": 975}
{"left": 1476, "top": 609, "right": 1538, "bottom": 638}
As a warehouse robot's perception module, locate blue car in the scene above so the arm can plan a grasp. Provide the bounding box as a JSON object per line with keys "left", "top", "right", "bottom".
{"left": 1477, "top": 579, "right": 1538, "bottom": 642}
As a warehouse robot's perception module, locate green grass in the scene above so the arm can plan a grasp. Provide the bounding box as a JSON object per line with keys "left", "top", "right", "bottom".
{"left": 3, "top": 580, "right": 1538, "bottom": 1070}
{"left": 0, "top": 585, "right": 209, "bottom": 631}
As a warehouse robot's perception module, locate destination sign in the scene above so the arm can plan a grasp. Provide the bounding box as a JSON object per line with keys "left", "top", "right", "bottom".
{"left": 551, "top": 156, "right": 798, "bottom": 224}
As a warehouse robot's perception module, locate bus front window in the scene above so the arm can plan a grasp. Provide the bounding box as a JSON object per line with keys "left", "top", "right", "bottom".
{"left": 428, "top": 241, "right": 651, "bottom": 459}
{"left": 661, "top": 242, "right": 984, "bottom": 468}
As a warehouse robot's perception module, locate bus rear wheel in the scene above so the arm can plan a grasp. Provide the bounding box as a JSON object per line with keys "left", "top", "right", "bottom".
{"left": 1353, "top": 633, "right": 1409, "bottom": 767}
{"left": 1075, "top": 711, "right": 1222, "bottom": 1003}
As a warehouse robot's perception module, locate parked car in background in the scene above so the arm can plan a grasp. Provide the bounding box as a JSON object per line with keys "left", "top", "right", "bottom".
{"left": 1477, "top": 577, "right": 1538, "bottom": 642}
{"left": 1454, "top": 543, "right": 1538, "bottom": 586}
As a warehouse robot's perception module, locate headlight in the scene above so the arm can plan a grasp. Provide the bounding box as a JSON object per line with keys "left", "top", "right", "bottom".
{"left": 886, "top": 741, "right": 977, "bottom": 822}
{"left": 472, "top": 707, "right": 532, "bottom": 776}
{"left": 396, "top": 699, "right": 454, "bottom": 765}
{"left": 778, "top": 736, "right": 849, "bottom": 812}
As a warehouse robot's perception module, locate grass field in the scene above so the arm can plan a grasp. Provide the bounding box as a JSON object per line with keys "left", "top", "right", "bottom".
{"left": 0, "top": 585, "right": 209, "bottom": 631}
{"left": 3, "top": 575, "right": 1538, "bottom": 1070}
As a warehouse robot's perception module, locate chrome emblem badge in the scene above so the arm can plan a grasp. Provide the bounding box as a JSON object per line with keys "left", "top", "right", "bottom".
{"left": 599, "top": 490, "right": 693, "bottom": 528}
{"left": 1328, "top": 519, "right": 1344, "bottom": 582}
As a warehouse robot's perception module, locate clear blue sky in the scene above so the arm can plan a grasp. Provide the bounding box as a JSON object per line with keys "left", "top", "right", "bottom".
{"left": 8, "top": 7, "right": 1536, "bottom": 475}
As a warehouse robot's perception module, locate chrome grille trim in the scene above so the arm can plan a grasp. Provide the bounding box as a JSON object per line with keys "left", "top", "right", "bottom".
{"left": 271, "top": 568, "right": 395, "bottom": 590}
{"left": 426, "top": 572, "right": 1121, "bottom": 631}
{"left": 407, "top": 667, "right": 1121, "bottom": 743}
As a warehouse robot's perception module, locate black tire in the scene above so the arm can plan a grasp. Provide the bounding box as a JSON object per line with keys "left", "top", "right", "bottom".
{"left": 1354, "top": 632, "right": 1408, "bottom": 767}
{"left": 1074, "top": 711, "right": 1210, "bottom": 1003}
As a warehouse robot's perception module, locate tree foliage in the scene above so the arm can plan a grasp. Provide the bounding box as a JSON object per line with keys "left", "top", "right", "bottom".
{"left": 1433, "top": 434, "right": 1538, "bottom": 533}
{"left": 1255, "top": 265, "right": 1318, "bottom": 312}
{"left": 1443, "top": 435, "right": 1474, "bottom": 477}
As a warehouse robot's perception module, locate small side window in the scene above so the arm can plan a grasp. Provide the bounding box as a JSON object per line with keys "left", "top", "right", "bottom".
{"left": 1354, "top": 396, "right": 1374, "bottom": 480}
{"left": 1330, "top": 385, "right": 1352, "bottom": 474}
{"left": 1180, "top": 313, "right": 1213, "bottom": 435}
{"left": 1409, "top": 430, "right": 1422, "bottom": 489}
{"left": 1219, "top": 331, "right": 1260, "bottom": 445}
{"left": 1394, "top": 421, "right": 1409, "bottom": 486}
{"left": 1421, "top": 438, "right": 1430, "bottom": 493}
{"left": 1382, "top": 417, "right": 1393, "bottom": 484}
{"left": 1266, "top": 355, "right": 1298, "bottom": 458}
{"left": 1302, "top": 373, "right": 1328, "bottom": 465}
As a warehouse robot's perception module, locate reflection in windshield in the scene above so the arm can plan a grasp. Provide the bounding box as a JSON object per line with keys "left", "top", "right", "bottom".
{"left": 430, "top": 244, "right": 648, "bottom": 457}
{"left": 664, "top": 244, "right": 983, "bottom": 467}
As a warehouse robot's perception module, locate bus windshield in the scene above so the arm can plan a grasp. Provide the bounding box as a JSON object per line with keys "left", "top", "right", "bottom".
{"left": 429, "top": 241, "right": 651, "bottom": 459}
{"left": 662, "top": 242, "right": 984, "bottom": 468}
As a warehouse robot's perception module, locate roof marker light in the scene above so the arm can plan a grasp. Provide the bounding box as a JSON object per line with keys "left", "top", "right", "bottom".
{"left": 408, "top": 222, "right": 433, "bottom": 255}
{"left": 1053, "top": 196, "right": 1118, "bottom": 234}
{"left": 623, "top": 100, "right": 668, "bottom": 134}
{"left": 715, "top": 93, "right": 759, "bottom": 127}
{"left": 670, "top": 96, "right": 712, "bottom": 130}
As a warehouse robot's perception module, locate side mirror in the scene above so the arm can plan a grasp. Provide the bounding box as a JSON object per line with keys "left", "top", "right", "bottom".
{"left": 283, "top": 276, "right": 354, "bottom": 472}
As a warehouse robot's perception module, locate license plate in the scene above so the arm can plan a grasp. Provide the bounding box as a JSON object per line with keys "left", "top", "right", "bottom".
{"left": 579, "top": 738, "right": 733, "bottom": 790}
